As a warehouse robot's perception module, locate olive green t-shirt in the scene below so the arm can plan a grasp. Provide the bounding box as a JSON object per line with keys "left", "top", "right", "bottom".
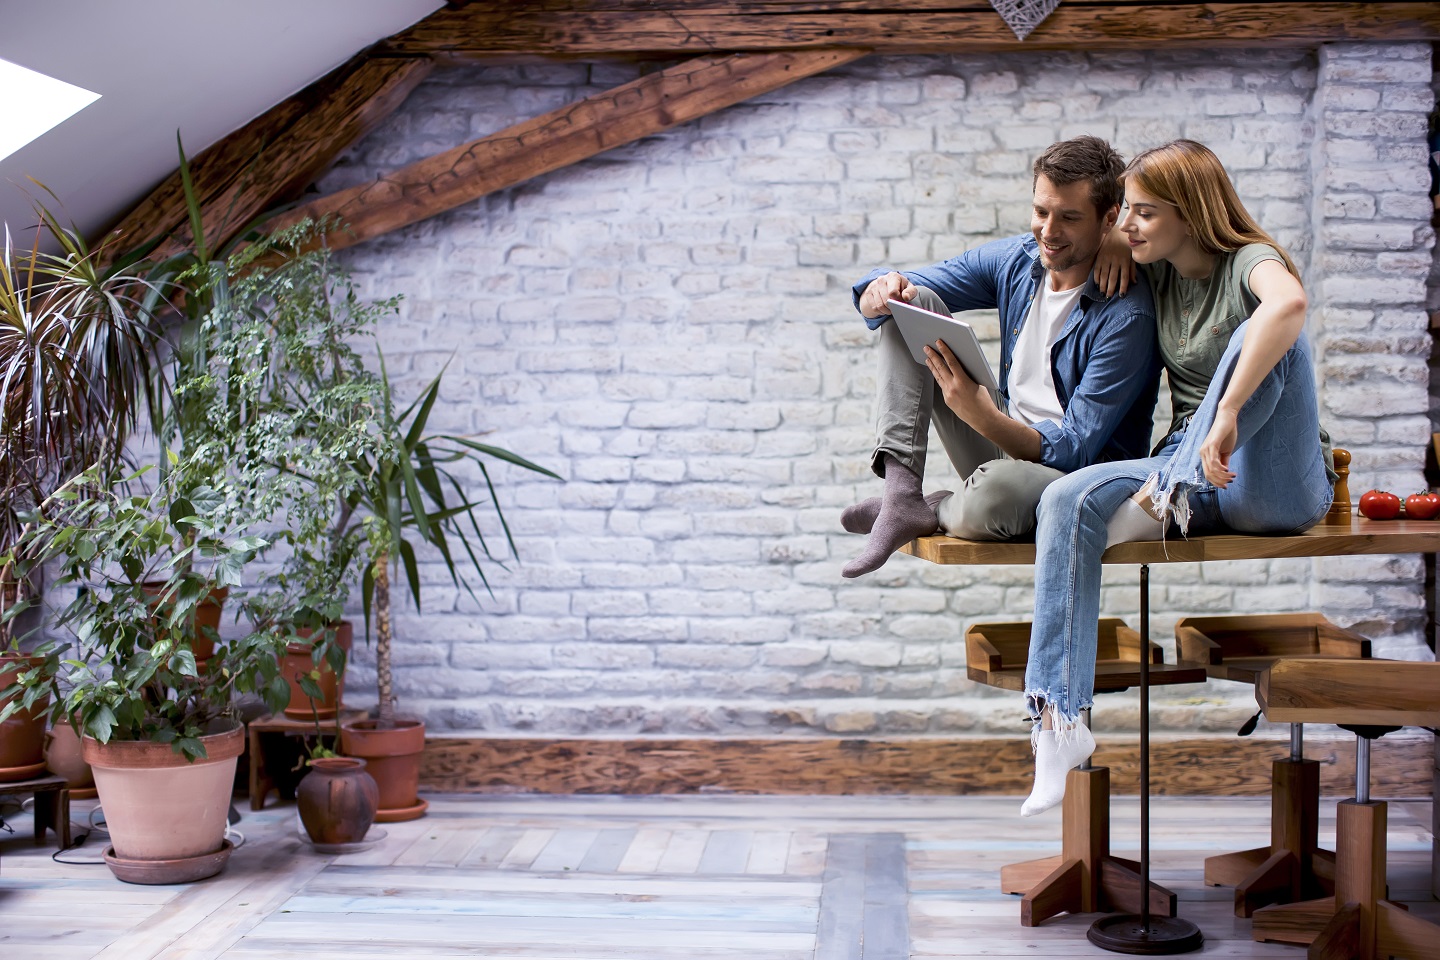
{"left": 1145, "top": 243, "right": 1283, "bottom": 436}
{"left": 1143, "top": 243, "right": 1335, "bottom": 483}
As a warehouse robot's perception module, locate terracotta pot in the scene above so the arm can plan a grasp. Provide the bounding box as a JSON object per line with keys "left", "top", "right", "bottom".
{"left": 280, "top": 621, "right": 353, "bottom": 720}
{"left": 83, "top": 722, "right": 243, "bottom": 875}
{"left": 0, "top": 653, "right": 49, "bottom": 782}
{"left": 44, "top": 719, "right": 95, "bottom": 790}
{"left": 297, "top": 756, "right": 379, "bottom": 845}
{"left": 141, "top": 582, "right": 229, "bottom": 661}
{"left": 340, "top": 718, "right": 427, "bottom": 822}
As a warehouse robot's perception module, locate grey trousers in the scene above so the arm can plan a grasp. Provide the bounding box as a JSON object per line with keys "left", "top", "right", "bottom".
{"left": 872, "top": 286, "right": 1064, "bottom": 541}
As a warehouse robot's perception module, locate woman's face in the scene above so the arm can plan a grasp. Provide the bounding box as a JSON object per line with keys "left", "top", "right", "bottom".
{"left": 1119, "top": 181, "right": 1192, "bottom": 265}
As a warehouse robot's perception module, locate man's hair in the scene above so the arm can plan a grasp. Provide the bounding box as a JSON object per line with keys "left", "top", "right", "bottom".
{"left": 1032, "top": 136, "right": 1125, "bottom": 215}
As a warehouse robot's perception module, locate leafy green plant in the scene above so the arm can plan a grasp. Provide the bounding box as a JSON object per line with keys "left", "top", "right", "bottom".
{"left": 342, "top": 357, "right": 559, "bottom": 726}
{"left": 0, "top": 194, "right": 166, "bottom": 638}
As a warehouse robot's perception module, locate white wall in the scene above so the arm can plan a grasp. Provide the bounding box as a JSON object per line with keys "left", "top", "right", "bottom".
{"left": 318, "top": 43, "right": 1436, "bottom": 737}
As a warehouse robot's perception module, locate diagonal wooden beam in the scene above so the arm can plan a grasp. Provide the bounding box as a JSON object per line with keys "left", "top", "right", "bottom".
{"left": 269, "top": 48, "right": 866, "bottom": 253}
{"left": 101, "top": 53, "right": 433, "bottom": 260}
{"left": 383, "top": 1, "right": 1440, "bottom": 58}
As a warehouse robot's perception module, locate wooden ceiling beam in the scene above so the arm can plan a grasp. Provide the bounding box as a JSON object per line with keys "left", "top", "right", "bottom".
{"left": 382, "top": 2, "right": 1440, "bottom": 58}
{"left": 268, "top": 48, "right": 867, "bottom": 254}
{"left": 102, "top": 53, "right": 433, "bottom": 260}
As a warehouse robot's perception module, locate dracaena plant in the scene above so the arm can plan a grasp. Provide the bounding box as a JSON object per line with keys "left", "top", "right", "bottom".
{"left": 0, "top": 196, "right": 166, "bottom": 640}
{"left": 341, "top": 354, "right": 559, "bottom": 727}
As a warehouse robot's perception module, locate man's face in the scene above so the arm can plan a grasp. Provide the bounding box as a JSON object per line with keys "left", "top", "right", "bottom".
{"left": 1030, "top": 174, "right": 1115, "bottom": 276}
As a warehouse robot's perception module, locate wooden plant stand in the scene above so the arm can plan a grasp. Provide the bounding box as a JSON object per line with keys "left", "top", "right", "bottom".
{"left": 968, "top": 619, "right": 1207, "bottom": 926}
{"left": 1249, "top": 658, "right": 1440, "bottom": 960}
{"left": 1175, "top": 613, "right": 1372, "bottom": 916}
{"left": 247, "top": 709, "right": 367, "bottom": 811}
{"left": 0, "top": 773, "right": 72, "bottom": 850}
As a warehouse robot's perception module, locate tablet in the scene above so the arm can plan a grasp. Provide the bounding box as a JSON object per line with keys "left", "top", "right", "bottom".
{"left": 886, "top": 299, "right": 999, "bottom": 391}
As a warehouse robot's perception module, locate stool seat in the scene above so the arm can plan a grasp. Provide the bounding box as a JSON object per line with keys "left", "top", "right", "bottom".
{"left": 1257, "top": 658, "right": 1440, "bottom": 729}
{"left": 1176, "top": 612, "right": 1371, "bottom": 684}
{"left": 967, "top": 618, "right": 1207, "bottom": 693}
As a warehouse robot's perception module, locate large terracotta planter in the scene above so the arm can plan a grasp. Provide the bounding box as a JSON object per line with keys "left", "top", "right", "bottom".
{"left": 297, "top": 756, "right": 379, "bottom": 845}
{"left": 280, "top": 621, "right": 353, "bottom": 720}
{"left": 83, "top": 722, "right": 243, "bottom": 883}
{"left": 340, "top": 718, "right": 427, "bottom": 822}
{"left": 141, "top": 582, "right": 229, "bottom": 661}
{"left": 0, "top": 653, "right": 49, "bottom": 782}
{"left": 45, "top": 719, "right": 95, "bottom": 791}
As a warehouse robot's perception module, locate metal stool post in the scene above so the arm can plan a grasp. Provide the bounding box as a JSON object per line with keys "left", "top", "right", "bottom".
{"left": 1088, "top": 563, "right": 1204, "bottom": 954}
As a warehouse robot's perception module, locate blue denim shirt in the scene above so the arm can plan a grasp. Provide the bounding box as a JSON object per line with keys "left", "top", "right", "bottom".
{"left": 853, "top": 234, "right": 1160, "bottom": 473}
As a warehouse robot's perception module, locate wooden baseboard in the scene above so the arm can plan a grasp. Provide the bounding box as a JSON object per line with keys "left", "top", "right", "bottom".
{"left": 419, "top": 734, "right": 1435, "bottom": 797}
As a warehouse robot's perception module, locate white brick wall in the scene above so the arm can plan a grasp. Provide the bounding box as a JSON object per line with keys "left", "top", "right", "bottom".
{"left": 317, "top": 45, "right": 1436, "bottom": 736}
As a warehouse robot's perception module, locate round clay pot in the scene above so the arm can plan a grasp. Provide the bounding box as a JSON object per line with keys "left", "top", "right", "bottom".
{"left": 0, "top": 653, "right": 49, "bottom": 782}
{"left": 340, "top": 718, "right": 427, "bottom": 822}
{"left": 297, "top": 756, "right": 379, "bottom": 845}
{"left": 141, "top": 582, "right": 229, "bottom": 661}
{"left": 83, "top": 722, "right": 243, "bottom": 868}
{"left": 281, "top": 621, "right": 353, "bottom": 720}
{"left": 45, "top": 719, "right": 95, "bottom": 790}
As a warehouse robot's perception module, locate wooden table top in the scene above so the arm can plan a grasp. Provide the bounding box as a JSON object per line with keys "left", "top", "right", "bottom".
{"left": 900, "top": 517, "right": 1440, "bottom": 566}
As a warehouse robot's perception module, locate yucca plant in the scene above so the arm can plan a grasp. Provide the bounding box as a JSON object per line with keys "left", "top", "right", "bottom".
{"left": 339, "top": 356, "right": 558, "bottom": 726}
{"left": 0, "top": 193, "right": 166, "bottom": 641}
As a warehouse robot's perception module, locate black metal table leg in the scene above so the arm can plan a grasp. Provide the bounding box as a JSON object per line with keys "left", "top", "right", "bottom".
{"left": 1088, "top": 563, "right": 1204, "bottom": 954}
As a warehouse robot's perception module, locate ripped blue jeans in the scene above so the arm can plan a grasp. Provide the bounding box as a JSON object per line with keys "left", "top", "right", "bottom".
{"left": 1023, "top": 321, "right": 1332, "bottom": 730}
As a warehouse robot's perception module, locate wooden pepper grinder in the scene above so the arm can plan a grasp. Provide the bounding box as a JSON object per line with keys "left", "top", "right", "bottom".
{"left": 1325, "top": 448, "right": 1351, "bottom": 526}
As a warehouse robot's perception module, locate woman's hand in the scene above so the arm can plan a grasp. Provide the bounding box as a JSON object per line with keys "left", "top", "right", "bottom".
{"left": 1199, "top": 407, "right": 1239, "bottom": 487}
{"left": 925, "top": 339, "right": 993, "bottom": 426}
{"left": 1093, "top": 228, "right": 1136, "bottom": 298}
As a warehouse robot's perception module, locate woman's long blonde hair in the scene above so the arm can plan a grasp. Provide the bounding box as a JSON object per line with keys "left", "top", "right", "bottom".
{"left": 1123, "top": 139, "right": 1300, "bottom": 279}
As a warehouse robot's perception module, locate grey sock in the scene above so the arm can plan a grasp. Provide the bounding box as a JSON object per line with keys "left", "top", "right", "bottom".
{"left": 842, "top": 457, "right": 939, "bottom": 578}
{"left": 842, "top": 490, "right": 953, "bottom": 535}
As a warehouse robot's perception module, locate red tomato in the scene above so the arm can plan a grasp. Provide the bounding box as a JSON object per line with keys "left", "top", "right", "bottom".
{"left": 1404, "top": 492, "right": 1440, "bottom": 520}
{"left": 1358, "top": 489, "right": 1401, "bottom": 520}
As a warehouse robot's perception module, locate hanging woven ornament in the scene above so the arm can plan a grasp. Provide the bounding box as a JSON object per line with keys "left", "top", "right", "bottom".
{"left": 989, "top": 0, "right": 1062, "bottom": 41}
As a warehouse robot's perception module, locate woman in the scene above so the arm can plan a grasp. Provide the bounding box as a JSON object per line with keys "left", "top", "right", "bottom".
{"left": 1020, "top": 140, "right": 1333, "bottom": 816}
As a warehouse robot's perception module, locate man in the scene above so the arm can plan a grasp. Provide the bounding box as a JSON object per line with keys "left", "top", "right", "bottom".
{"left": 843, "top": 135, "right": 1160, "bottom": 578}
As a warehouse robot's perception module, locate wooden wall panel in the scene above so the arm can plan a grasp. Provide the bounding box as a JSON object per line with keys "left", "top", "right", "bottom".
{"left": 418, "top": 734, "right": 1436, "bottom": 797}
{"left": 384, "top": 2, "right": 1440, "bottom": 59}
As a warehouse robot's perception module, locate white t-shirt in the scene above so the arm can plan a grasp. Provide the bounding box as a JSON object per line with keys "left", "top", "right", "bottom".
{"left": 1008, "top": 279, "right": 1084, "bottom": 428}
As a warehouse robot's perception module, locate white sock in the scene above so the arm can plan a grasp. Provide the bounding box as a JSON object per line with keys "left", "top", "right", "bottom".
{"left": 1105, "top": 497, "right": 1165, "bottom": 549}
{"left": 1021, "top": 723, "right": 1096, "bottom": 817}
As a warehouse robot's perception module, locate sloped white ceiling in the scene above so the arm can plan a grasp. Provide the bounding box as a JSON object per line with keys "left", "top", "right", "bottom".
{"left": 0, "top": 0, "right": 442, "bottom": 248}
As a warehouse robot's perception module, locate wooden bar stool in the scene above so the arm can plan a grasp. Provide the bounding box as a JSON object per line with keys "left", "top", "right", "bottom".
{"left": 967, "top": 618, "right": 1208, "bottom": 926}
{"left": 1175, "top": 613, "right": 1371, "bottom": 916}
{"left": 1248, "top": 657, "right": 1440, "bottom": 960}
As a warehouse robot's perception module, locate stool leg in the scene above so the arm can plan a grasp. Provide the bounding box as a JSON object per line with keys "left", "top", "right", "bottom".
{"left": 1333, "top": 799, "right": 1385, "bottom": 960}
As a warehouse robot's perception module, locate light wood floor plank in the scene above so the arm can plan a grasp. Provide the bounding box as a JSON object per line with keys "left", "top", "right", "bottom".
{"left": 616, "top": 827, "right": 671, "bottom": 873}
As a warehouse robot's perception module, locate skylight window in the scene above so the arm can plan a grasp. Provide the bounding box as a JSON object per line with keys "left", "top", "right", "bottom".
{"left": 0, "top": 59, "right": 100, "bottom": 163}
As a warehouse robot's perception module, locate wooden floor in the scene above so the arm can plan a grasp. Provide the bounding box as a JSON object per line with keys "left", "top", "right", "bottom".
{"left": 0, "top": 792, "right": 1434, "bottom": 959}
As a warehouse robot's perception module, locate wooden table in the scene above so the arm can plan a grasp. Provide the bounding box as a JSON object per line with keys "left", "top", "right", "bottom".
{"left": 900, "top": 517, "right": 1440, "bottom": 953}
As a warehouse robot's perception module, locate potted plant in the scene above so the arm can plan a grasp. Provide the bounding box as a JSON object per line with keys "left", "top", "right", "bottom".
{"left": 334, "top": 355, "right": 558, "bottom": 822}
{"left": 0, "top": 196, "right": 165, "bottom": 780}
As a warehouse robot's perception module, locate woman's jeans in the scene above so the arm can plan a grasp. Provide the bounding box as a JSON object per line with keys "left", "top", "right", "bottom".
{"left": 1023, "top": 321, "right": 1332, "bottom": 727}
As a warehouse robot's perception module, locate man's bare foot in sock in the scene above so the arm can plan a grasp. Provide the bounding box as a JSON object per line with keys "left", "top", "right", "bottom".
{"left": 841, "top": 490, "right": 952, "bottom": 535}
{"left": 841, "top": 457, "right": 938, "bottom": 578}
